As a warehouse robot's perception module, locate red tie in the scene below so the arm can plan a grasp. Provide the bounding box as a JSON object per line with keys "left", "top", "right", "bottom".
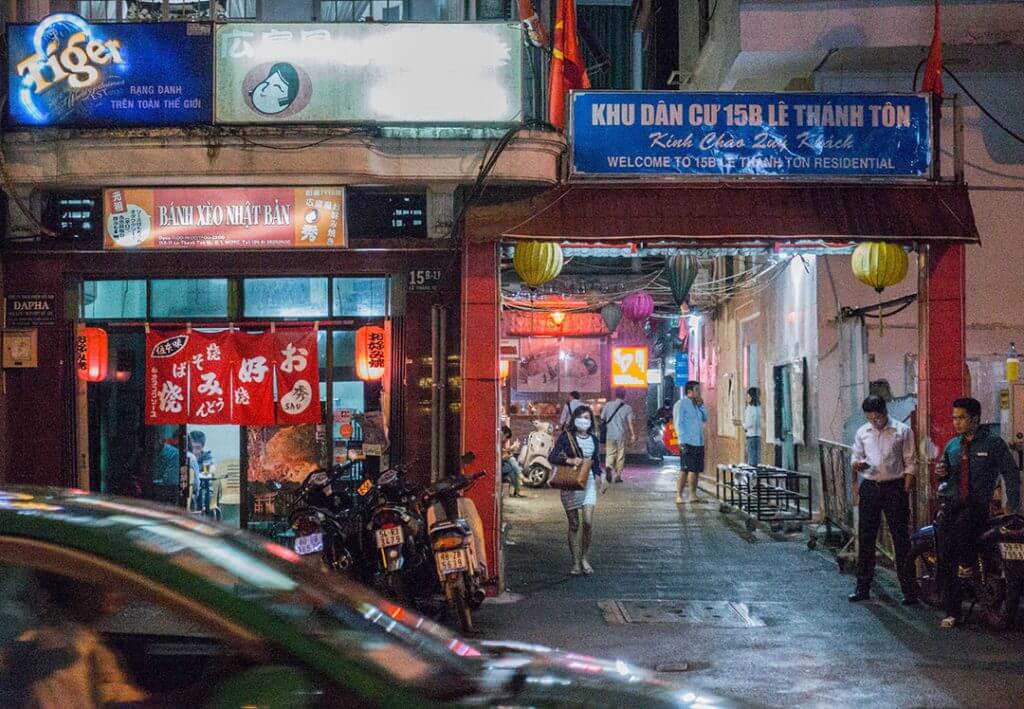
{"left": 959, "top": 441, "right": 971, "bottom": 502}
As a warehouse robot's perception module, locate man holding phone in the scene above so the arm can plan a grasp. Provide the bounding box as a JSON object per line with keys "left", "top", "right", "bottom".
{"left": 848, "top": 395, "right": 919, "bottom": 605}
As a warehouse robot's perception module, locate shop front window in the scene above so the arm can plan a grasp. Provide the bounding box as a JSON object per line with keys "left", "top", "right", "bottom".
{"left": 83, "top": 280, "right": 147, "bottom": 320}
{"left": 151, "top": 279, "right": 229, "bottom": 319}
{"left": 243, "top": 278, "right": 329, "bottom": 319}
{"left": 333, "top": 277, "right": 388, "bottom": 317}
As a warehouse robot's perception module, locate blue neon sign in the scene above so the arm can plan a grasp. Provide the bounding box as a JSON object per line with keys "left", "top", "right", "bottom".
{"left": 7, "top": 14, "right": 212, "bottom": 127}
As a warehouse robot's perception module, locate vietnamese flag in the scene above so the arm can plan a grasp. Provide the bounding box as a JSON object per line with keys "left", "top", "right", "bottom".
{"left": 921, "top": 0, "right": 943, "bottom": 95}
{"left": 548, "top": 0, "right": 590, "bottom": 130}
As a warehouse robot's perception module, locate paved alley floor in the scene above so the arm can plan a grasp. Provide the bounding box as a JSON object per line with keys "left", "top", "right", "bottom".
{"left": 475, "top": 463, "right": 1024, "bottom": 709}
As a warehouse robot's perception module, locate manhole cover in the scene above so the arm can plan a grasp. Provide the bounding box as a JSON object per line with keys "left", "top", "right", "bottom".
{"left": 598, "top": 600, "right": 765, "bottom": 627}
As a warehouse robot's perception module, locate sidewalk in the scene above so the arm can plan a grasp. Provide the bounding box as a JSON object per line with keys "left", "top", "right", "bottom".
{"left": 475, "top": 463, "right": 1024, "bottom": 709}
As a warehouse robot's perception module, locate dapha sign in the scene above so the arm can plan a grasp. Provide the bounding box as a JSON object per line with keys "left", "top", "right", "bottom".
{"left": 214, "top": 22, "right": 522, "bottom": 124}
{"left": 569, "top": 91, "right": 932, "bottom": 179}
{"left": 103, "top": 187, "right": 345, "bottom": 249}
{"left": 7, "top": 14, "right": 212, "bottom": 127}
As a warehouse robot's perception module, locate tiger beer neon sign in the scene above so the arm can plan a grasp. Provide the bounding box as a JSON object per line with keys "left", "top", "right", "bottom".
{"left": 16, "top": 16, "right": 124, "bottom": 95}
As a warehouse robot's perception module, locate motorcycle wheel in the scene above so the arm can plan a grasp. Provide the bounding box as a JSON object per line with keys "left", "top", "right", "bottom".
{"left": 980, "top": 558, "right": 1021, "bottom": 630}
{"left": 444, "top": 575, "right": 473, "bottom": 633}
{"left": 908, "top": 540, "right": 942, "bottom": 607}
{"left": 523, "top": 464, "right": 550, "bottom": 488}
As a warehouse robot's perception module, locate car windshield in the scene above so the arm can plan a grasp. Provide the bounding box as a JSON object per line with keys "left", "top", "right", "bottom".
{"left": 62, "top": 496, "right": 484, "bottom": 700}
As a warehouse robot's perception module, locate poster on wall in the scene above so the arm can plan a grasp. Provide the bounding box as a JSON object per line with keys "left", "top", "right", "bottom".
{"left": 214, "top": 23, "right": 522, "bottom": 124}
{"left": 517, "top": 338, "right": 560, "bottom": 393}
{"left": 560, "top": 338, "right": 602, "bottom": 393}
{"left": 104, "top": 187, "right": 345, "bottom": 250}
{"left": 246, "top": 424, "right": 328, "bottom": 484}
{"left": 7, "top": 15, "right": 212, "bottom": 127}
{"left": 517, "top": 337, "right": 602, "bottom": 393}
{"left": 144, "top": 327, "right": 320, "bottom": 425}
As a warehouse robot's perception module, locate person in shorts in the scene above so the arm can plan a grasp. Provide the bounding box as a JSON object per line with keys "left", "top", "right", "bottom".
{"left": 601, "top": 388, "right": 634, "bottom": 483}
{"left": 672, "top": 381, "right": 708, "bottom": 504}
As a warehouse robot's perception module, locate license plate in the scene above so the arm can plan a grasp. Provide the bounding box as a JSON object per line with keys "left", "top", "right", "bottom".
{"left": 294, "top": 533, "right": 324, "bottom": 556}
{"left": 375, "top": 526, "right": 404, "bottom": 548}
{"left": 358, "top": 480, "right": 373, "bottom": 496}
{"left": 1000, "top": 542, "right": 1024, "bottom": 560}
{"left": 437, "top": 549, "right": 467, "bottom": 573}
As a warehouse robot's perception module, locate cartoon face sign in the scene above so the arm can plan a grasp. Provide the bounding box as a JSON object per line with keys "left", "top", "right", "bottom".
{"left": 250, "top": 62, "right": 300, "bottom": 115}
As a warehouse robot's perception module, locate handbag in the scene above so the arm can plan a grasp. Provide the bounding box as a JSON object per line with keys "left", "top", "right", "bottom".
{"left": 549, "top": 434, "right": 593, "bottom": 490}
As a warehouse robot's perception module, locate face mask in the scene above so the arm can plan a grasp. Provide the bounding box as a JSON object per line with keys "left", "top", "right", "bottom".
{"left": 574, "top": 418, "right": 591, "bottom": 432}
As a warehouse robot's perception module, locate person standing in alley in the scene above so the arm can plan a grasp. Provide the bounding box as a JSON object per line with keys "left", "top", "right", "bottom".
{"left": 601, "top": 387, "right": 634, "bottom": 484}
{"left": 848, "top": 395, "right": 920, "bottom": 605}
{"left": 549, "top": 406, "right": 605, "bottom": 575}
{"left": 743, "top": 387, "right": 762, "bottom": 466}
{"left": 558, "top": 391, "right": 583, "bottom": 432}
{"left": 673, "top": 381, "right": 707, "bottom": 504}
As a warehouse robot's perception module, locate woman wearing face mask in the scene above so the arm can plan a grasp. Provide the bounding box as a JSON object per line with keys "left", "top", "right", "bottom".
{"left": 549, "top": 405, "right": 605, "bottom": 575}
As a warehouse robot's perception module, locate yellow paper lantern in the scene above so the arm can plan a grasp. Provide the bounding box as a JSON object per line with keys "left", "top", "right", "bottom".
{"left": 851, "top": 242, "right": 908, "bottom": 293}
{"left": 513, "top": 241, "right": 563, "bottom": 288}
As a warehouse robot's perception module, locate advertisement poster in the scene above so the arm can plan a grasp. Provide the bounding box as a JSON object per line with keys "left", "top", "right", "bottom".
{"left": 215, "top": 23, "right": 521, "bottom": 124}
{"left": 570, "top": 91, "right": 931, "bottom": 178}
{"left": 246, "top": 424, "right": 328, "bottom": 484}
{"left": 7, "top": 15, "right": 212, "bottom": 127}
{"left": 611, "top": 346, "right": 648, "bottom": 388}
{"left": 517, "top": 337, "right": 601, "bottom": 393}
{"left": 104, "top": 187, "right": 345, "bottom": 249}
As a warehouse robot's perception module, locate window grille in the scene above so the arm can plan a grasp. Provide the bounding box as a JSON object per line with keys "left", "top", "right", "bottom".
{"left": 79, "top": 0, "right": 258, "bottom": 20}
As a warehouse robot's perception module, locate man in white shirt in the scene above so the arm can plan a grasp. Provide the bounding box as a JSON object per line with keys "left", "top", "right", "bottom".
{"left": 558, "top": 391, "right": 583, "bottom": 431}
{"left": 848, "top": 395, "right": 920, "bottom": 605}
{"left": 601, "top": 388, "right": 635, "bottom": 484}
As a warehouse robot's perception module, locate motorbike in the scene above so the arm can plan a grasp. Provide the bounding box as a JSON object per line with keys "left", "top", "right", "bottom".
{"left": 646, "top": 407, "right": 673, "bottom": 462}
{"left": 364, "top": 467, "right": 432, "bottom": 602}
{"left": 276, "top": 462, "right": 365, "bottom": 576}
{"left": 909, "top": 482, "right": 1024, "bottom": 629}
{"left": 519, "top": 420, "right": 554, "bottom": 488}
{"left": 423, "top": 452, "right": 490, "bottom": 632}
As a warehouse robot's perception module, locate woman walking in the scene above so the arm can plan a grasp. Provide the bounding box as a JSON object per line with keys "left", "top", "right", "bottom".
{"left": 549, "top": 406, "right": 605, "bottom": 575}
{"left": 744, "top": 387, "right": 762, "bottom": 466}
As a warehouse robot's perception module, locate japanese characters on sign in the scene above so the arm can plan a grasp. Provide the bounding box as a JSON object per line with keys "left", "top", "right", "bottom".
{"left": 610, "top": 346, "right": 648, "bottom": 388}
{"left": 145, "top": 328, "right": 320, "bottom": 425}
{"left": 214, "top": 23, "right": 522, "bottom": 124}
{"left": 103, "top": 187, "right": 345, "bottom": 250}
{"left": 570, "top": 91, "right": 932, "bottom": 179}
{"left": 7, "top": 15, "right": 212, "bottom": 127}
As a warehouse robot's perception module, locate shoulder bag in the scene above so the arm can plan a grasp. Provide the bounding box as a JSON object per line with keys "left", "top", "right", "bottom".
{"left": 599, "top": 402, "right": 626, "bottom": 444}
{"left": 549, "top": 434, "right": 593, "bottom": 490}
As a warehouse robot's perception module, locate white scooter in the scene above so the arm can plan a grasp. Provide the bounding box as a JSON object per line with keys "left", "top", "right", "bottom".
{"left": 518, "top": 420, "right": 554, "bottom": 488}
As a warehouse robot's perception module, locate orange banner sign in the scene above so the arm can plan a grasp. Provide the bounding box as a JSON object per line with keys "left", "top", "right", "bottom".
{"left": 611, "top": 346, "right": 648, "bottom": 388}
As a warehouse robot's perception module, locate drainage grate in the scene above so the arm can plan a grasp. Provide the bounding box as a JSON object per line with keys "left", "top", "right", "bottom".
{"left": 598, "top": 600, "right": 765, "bottom": 627}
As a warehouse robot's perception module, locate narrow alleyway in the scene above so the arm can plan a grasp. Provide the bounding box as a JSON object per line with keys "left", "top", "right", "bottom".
{"left": 475, "top": 464, "right": 1024, "bottom": 709}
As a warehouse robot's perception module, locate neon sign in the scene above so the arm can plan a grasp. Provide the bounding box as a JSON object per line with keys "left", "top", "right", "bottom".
{"left": 6, "top": 15, "right": 213, "bottom": 127}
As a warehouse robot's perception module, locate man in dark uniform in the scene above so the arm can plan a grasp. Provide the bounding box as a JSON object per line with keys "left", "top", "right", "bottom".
{"left": 935, "top": 397, "right": 1021, "bottom": 628}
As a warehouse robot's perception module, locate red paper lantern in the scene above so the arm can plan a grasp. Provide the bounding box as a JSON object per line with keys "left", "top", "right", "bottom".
{"left": 355, "top": 325, "right": 388, "bottom": 381}
{"left": 75, "top": 327, "right": 108, "bottom": 382}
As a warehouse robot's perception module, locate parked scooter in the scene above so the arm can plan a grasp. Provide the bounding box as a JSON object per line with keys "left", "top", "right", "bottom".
{"left": 646, "top": 405, "right": 673, "bottom": 462}
{"left": 519, "top": 420, "right": 554, "bottom": 488}
{"left": 365, "top": 467, "right": 431, "bottom": 602}
{"left": 909, "top": 481, "right": 1024, "bottom": 628}
{"left": 423, "top": 453, "right": 490, "bottom": 632}
{"left": 277, "top": 462, "right": 364, "bottom": 575}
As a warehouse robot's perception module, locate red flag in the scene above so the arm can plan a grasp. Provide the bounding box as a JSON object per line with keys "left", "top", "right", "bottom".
{"left": 145, "top": 331, "right": 191, "bottom": 424}
{"left": 232, "top": 332, "right": 276, "bottom": 425}
{"left": 547, "top": 0, "right": 590, "bottom": 130}
{"left": 274, "top": 329, "right": 321, "bottom": 425}
{"left": 921, "top": 0, "right": 943, "bottom": 95}
{"left": 187, "top": 331, "right": 235, "bottom": 425}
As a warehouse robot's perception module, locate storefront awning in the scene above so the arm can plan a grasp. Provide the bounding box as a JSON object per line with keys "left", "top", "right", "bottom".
{"left": 464, "top": 182, "right": 980, "bottom": 246}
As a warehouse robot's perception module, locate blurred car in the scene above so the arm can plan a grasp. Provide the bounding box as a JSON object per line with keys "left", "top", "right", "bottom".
{"left": 0, "top": 487, "right": 737, "bottom": 709}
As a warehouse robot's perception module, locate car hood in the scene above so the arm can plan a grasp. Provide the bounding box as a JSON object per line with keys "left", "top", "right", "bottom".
{"left": 471, "top": 640, "right": 742, "bottom": 708}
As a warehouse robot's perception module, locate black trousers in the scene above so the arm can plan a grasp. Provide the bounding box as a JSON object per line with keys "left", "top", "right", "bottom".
{"left": 937, "top": 502, "right": 988, "bottom": 618}
{"left": 857, "top": 479, "right": 918, "bottom": 597}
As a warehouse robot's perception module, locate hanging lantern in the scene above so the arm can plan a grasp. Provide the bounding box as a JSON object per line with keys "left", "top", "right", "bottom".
{"left": 355, "top": 325, "right": 388, "bottom": 381}
{"left": 513, "top": 241, "right": 563, "bottom": 288}
{"left": 600, "top": 303, "right": 622, "bottom": 332}
{"left": 666, "top": 254, "right": 699, "bottom": 307}
{"left": 500, "top": 360, "right": 511, "bottom": 380}
{"left": 113, "top": 349, "right": 133, "bottom": 383}
{"left": 851, "top": 242, "right": 909, "bottom": 336}
{"left": 549, "top": 310, "right": 566, "bottom": 326}
{"left": 621, "top": 292, "right": 654, "bottom": 322}
{"left": 75, "top": 327, "right": 108, "bottom": 382}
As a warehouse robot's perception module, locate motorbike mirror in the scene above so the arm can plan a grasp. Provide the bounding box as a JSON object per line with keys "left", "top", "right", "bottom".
{"left": 266, "top": 480, "right": 283, "bottom": 491}
{"left": 461, "top": 452, "right": 476, "bottom": 465}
